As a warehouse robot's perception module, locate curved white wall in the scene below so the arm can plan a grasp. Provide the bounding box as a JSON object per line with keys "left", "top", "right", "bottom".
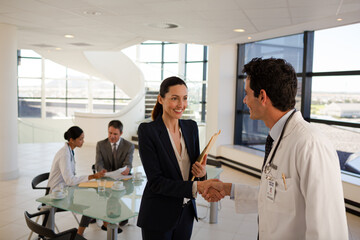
{"left": 74, "top": 51, "right": 145, "bottom": 145}
{"left": 37, "top": 50, "right": 145, "bottom": 145}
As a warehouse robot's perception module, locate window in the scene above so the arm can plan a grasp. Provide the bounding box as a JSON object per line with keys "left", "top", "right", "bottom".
{"left": 18, "top": 42, "right": 208, "bottom": 122}
{"left": 235, "top": 33, "right": 304, "bottom": 147}
{"left": 122, "top": 42, "right": 208, "bottom": 122}
{"left": 235, "top": 23, "right": 360, "bottom": 176}
{"left": 17, "top": 50, "right": 128, "bottom": 118}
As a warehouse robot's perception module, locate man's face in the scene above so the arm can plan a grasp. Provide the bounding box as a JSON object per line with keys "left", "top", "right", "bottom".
{"left": 243, "top": 77, "right": 263, "bottom": 120}
{"left": 108, "top": 126, "right": 122, "bottom": 143}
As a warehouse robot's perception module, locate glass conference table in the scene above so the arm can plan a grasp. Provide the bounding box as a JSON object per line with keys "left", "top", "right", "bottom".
{"left": 36, "top": 165, "right": 223, "bottom": 240}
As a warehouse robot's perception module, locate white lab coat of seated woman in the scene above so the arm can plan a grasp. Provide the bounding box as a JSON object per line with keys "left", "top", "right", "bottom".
{"left": 47, "top": 143, "right": 88, "bottom": 191}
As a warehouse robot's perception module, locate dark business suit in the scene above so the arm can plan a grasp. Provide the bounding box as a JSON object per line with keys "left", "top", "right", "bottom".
{"left": 95, "top": 138, "right": 134, "bottom": 172}
{"left": 137, "top": 116, "right": 205, "bottom": 239}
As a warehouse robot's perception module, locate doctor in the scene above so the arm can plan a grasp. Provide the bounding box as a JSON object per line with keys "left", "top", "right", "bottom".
{"left": 199, "top": 58, "right": 348, "bottom": 239}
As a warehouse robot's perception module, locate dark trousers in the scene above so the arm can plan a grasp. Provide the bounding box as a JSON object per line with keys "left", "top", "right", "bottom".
{"left": 79, "top": 216, "right": 92, "bottom": 227}
{"left": 141, "top": 204, "right": 194, "bottom": 240}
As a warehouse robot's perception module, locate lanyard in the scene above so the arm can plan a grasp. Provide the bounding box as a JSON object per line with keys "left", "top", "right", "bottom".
{"left": 263, "top": 109, "right": 296, "bottom": 173}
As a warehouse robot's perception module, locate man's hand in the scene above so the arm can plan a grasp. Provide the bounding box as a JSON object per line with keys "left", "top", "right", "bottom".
{"left": 198, "top": 179, "right": 226, "bottom": 202}
{"left": 191, "top": 154, "right": 207, "bottom": 178}
{"left": 121, "top": 167, "right": 130, "bottom": 175}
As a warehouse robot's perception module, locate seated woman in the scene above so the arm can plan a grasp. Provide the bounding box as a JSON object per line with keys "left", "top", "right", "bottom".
{"left": 47, "top": 126, "right": 106, "bottom": 236}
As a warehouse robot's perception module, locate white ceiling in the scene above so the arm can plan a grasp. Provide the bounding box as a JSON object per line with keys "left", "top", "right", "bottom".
{"left": 1, "top": 0, "right": 360, "bottom": 51}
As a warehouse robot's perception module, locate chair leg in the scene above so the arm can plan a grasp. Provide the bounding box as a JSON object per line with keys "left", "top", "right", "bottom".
{"left": 72, "top": 212, "right": 80, "bottom": 225}
{"left": 55, "top": 223, "right": 60, "bottom": 233}
{"left": 28, "top": 215, "right": 41, "bottom": 240}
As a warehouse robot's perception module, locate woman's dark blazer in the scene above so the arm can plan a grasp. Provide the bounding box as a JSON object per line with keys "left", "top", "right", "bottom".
{"left": 136, "top": 116, "right": 203, "bottom": 232}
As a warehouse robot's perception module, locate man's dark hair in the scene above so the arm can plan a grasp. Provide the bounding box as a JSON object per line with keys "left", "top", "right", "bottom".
{"left": 108, "top": 120, "right": 123, "bottom": 133}
{"left": 242, "top": 57, "right": 297, "bottom": 111}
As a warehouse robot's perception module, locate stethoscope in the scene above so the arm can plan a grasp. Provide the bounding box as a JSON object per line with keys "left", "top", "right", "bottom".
{"left": 67, "top": 143, "right": 76, "bottom": 175}
{"left": 263, "top": 109, "right": 296, "bottom": 176}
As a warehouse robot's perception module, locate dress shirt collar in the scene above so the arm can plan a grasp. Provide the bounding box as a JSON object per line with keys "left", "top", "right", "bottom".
{"left": 110, "top": 137, "right": 121, "bottom": 148}
{"left": 269, "top": 109, "right": 295, "bottom": 142}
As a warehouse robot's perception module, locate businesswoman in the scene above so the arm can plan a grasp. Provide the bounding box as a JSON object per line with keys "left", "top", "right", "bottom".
{"left": 47, "top": 126, "right": 106, "bottom": 236}
{"left": 137, "top": 76, "right": 207, "bottom": 240}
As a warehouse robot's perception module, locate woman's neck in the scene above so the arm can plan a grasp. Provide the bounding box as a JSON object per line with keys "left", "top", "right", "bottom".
{"left": 68, "top": 142, "right": 76, "bottom": 150}
{"left": 162, "top": 115, "right": 179, "bottom": 133}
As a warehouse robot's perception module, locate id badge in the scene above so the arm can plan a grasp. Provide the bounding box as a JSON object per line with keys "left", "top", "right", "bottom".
{"left": 266, "top": 179, "right": 275, "bottom": 202}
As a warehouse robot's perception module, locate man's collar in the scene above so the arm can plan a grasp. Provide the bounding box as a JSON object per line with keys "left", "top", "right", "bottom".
{"left": 269, "top": 109, "right": 295, "bottom": 141}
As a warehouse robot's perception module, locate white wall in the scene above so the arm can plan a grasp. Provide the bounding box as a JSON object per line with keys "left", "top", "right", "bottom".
{"left": 0, "top": 24, "right": 18, "bottom": 180}
{"left": 206, "top": 44, "right": 237, "bottom": 155}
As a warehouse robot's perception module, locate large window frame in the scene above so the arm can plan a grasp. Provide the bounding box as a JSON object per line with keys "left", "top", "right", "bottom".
{"left": 235, "top": 28, "right": 360, "bottom": 179}
{"left": 138, "top": 41, "right": 208, "bottom": 122}
{"left": 17, "top": 51, "right": 130, "bottom": 118}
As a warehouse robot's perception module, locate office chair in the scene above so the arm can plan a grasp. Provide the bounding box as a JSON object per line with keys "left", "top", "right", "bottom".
{"left": 29, "top": 173, "right": 80, "bottom": 240}
{"left": 25, "top": 210, "right": 86, "bottom": 240}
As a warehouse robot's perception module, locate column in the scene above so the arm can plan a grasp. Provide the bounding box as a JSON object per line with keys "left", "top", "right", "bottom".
{"left": 206, "top": 44, "right": 237, "bottom": 156}
{"left": 0, "top": 23, "right": 19, "bottom": 180}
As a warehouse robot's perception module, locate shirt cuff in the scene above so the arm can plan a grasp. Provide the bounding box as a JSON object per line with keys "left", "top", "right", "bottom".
{"left": 230, "top": 183, "right": 235, "bottom": 199}
{"left": 192, "top": 181, "right": 198, "bottom": 198}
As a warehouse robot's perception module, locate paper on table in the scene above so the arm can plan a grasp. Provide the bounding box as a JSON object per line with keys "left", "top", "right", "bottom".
{"left": 191, "top": 130, "right": 221, "bottom": 181}
{"left": 105, "top": 166, "right": 132, "bottom": 180}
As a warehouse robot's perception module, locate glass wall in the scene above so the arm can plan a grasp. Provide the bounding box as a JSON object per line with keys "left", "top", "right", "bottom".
{"left": 17, "top": 50, "right": 131, "bottom": 118}
{"left": 122, "top": 41, "right": 208, "bottom": 122}
{"left": 235, "top": 23, "right": 360, "bottom": 176}
{"left": 235, "top": 33, "right": 304, "bottom": 147}
{"left": 18, "top": 41, "right": 208, "bottom": 122}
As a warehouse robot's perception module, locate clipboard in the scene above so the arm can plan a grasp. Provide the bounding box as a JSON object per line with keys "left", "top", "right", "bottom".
{"left": 191, "top": 130, "right": 221, "bottom": 181}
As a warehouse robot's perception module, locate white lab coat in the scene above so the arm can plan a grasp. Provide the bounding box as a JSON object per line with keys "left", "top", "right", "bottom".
{"left": 47, "top": 143, "right": 88, "bottom": 191}
{"left": 234, "top": 112, "right": 348, "bottom": 240}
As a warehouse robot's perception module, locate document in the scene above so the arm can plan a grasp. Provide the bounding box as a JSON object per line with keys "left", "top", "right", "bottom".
{"left": 191, "top": 130, "right": 221, "bottom": 181}
{"left": 105, "top": 166, "right": 132, "bottom": 180}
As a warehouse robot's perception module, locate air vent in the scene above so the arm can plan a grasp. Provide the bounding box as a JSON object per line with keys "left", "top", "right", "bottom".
{"left": 148, "top": 23, "right": 179, "bottom": 29}
{"left": 69, "top": 42, "right": 93, "bottom": 46}
{"left": 32, "top": 43, "right": 56, "bottom": 48}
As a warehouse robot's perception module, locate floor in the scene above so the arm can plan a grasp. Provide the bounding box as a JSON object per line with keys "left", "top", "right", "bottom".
{"left": 0, "top": 142, "right": 359, "bottom": 240}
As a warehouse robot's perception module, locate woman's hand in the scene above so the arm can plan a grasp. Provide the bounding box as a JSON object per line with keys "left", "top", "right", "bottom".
{"left": 89, "top": 169, "right": 107, "bottom": 180}
{"left": 191, "top": 154, "right": 207, "bottom": 178}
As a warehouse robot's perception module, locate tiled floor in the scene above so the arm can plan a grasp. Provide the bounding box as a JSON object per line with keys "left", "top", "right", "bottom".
{"left": 0, "top": 142, "right": 359, "bottom": 240}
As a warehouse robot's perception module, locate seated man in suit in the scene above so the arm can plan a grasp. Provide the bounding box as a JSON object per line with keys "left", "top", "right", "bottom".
{"left": 95, "top": 120, "right": 135, "bottom": 232}
{"left": 95, "top": 120, "right": 134, "bottom": 174}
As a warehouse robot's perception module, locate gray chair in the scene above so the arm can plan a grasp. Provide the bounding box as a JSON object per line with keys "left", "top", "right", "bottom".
{"left": 25, "top": 210, "right": 86, "bottom": 240}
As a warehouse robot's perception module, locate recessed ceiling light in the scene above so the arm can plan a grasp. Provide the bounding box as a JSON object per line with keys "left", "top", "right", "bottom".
{"left": 83, "top": 11, "right": 102, "bottom": 16}
{"left": 148, "top": 23, "right": 179, "bottom": 29}
{"left": 234, "top": 29, "right": 245, "bottom": 33}
{"left": 337, "top": 18, "right": 343, "bottom": 21}
{"left": 55, "top": 47, "right": 62, "bottom": 50}
{"left": 248, "top": 37, "right": 252, "bottom": 40}
{"left": 64, "top": 34, "right": 75, "bottom": 39}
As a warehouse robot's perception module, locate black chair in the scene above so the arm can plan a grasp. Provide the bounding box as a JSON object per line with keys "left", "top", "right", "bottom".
{"left": 29, "top": 172, "right": 80, "bottom": 239}
{"left": 25, "top": 210, "right": 86, "bottom": 240}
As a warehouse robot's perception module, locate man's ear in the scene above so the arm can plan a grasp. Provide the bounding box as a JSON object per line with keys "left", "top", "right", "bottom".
{"left": 259, "top": 89, "right": 267, "bottom": 105}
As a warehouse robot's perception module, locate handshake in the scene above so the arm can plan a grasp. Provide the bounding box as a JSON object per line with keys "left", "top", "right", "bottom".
{"left": 197, "top": 179, "right": 231, "bottom": 202}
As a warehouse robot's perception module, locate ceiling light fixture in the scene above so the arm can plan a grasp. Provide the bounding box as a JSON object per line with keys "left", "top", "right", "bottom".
{"left": 55, "top": 47, "right": 62, "bottom": 50}
{"left": 148, "top": 23, "right": 179, "bottom": 29}
{"left": 248, "top": 37, "right": 252, "bottom": 40}
{"left": 83, "top": 11, "right": 102, "bottom": 16}
{"left": 234, "top": 28, "right": 245, "bottom": 33}
{"left": 337, "top": 18, "right": 343, "bottom": 21}
{"left": 64, "top": 34, "right": 75, "bottom": 38}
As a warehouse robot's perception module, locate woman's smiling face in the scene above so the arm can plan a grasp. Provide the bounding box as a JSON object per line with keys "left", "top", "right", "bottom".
{"left": 159, "top": 84, "right": 188, "bottom": 120}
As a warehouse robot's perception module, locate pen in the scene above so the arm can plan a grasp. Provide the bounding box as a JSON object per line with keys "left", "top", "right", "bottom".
{"left": 282, "top": 173, "right": 287, "bottom": 190}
